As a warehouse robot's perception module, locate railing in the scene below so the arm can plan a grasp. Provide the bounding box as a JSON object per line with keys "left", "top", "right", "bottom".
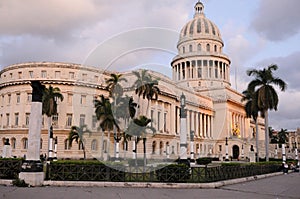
{"left": 45, "top": 162, "right": 282, "bottom": 183}
{"left": 0, "top": 159, "right": 22, "bottom": 179}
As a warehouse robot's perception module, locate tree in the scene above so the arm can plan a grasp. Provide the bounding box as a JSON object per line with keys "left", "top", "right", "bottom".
{"left": 68, "top": 125, "right": 91, "bottom": 160}
{"left": 269, "top": 127, "right": 278, "bottom": 144}
{"left": 94, "top": 94, "right": 119, "bottom": 159}
{"left": 241, "top": 89, "right": 261, "bottom": 162}
{"left": 42, "top": 85, "right": 64, "bottom": 158}
{"left": 105, "top": 73, "right": 127, "bottom": 159}
{"left": 247, "top": 64, "right": 287, "bottom": 161}
{"left": 277, "top": 128, "right": 288, "bottom": 145}
{"left": 126, "top": 115, "right": 155, "bottom": 166}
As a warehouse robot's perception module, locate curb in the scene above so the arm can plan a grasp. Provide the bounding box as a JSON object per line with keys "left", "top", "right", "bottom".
{"left": 0, "top": 172, "right": 283, "bottom": 189}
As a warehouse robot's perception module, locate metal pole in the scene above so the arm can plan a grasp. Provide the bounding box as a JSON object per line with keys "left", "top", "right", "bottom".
{"left": 225, "top": 137, "right": 229, "bottom": 161}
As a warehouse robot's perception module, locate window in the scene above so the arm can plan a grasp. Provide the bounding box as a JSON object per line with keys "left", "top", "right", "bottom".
{"left": 64, "top": 139, "right": 71, "bottom": 150}
{"left": 82, "top": 73, "right": 87, "bottom": 81}
{"left": 11, "top": 138, "right": 16, "bottom": 149}
{"left": 14, "top": 113, "right": 19, "bottom": 126}
{"left": 52, "top": 114, "right": 58, "bottom": 127}
{"left": 22, "top": 138, "right": 28, "bottom": 149}
{"left": 197, "top": 44, "right": 201, "bottom": 51}
{"left": 18, "top": 72, "right": 22, "bottom": 79}
{"left": 69, "top": 72, "right": 75, "bottom": 79}
{"left": 164, "top": 112, "right": 167, "bottom": 132}
{"left": 182, "top": 46, "right": 185, "bottom": 53}
{"left": 9, "top": 73, "right": 13, "bottom": 78}
{"left": 92, "top": 115, "right": 97, "bottom": 129}
{"left": 55, "top": 71, "right": 61, "bottom": 78}
{"left": 40, "top": 139, "right": 43, "bottom": 149}
{"left": 8, "top": 94, "right": 11, "bottom": 104}
{"left": 157, "top": 111, "right": 161, "bottom": 132}
{"left": 41, "top": 70, "right": 47, "bottom": 78}
{"left": 25, "top": 113, "right": 30, "bottom": 126}
{"left": 189, "top": 44, "right": 193, "bottom": 52}
{"left": 80, "top": 95, "right": 86, "bottom": 105}
{"left": 215, "top": 67, "right": 218, "bottom": 78}
{"left": 152, "top": 141, "right": 156, "bottom": 154}
{"left": 29, "top": 71, "right": 34, "bottom": 78}
{"left": 198, "top": 68, "right": 202, "bottom": 78}
{"left": 91, "top": 139, "right": 97, "bottom": 151}
{"left": 151, "top": 110, "right": 154, "bottom": 128}
{"left": 80, "top": 114, "right": 85, "bottom": 126}
{"left": 16, "top": 93, "right": 20, "bottom": 104}
{"left": 66, "top": 114, "right": 72, "bottom": 127}
{"left": 6, "top": 113, "right": 9, "bottom": 127}
{"left": 214, "top": 45, "right": 217, "bottom": 52}
{"left": 206, "top": 44, "right": 210, "bottom": 52}
{"left": 27, "top": 93, "right": 32, "bottom": 102}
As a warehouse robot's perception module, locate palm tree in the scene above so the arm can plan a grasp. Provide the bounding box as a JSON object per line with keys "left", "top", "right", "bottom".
{"left": 42, "top": 85, "right": 64, "bottom": 158}
{"left": 68, "top": 125, "right": 91, "bottom": 160}
{"left": 126, "top": 115, "right": 155, "bottom": 166}
{"left": 277, "top": 128, "right": 288, "bottom": 145}
{"left": 241, "top": 89, "right": 261, "bottom": 162}
{"left": 105, "top": 73, "right": 127, "bottom": 159}
{"left": 247, "top": 64, "right": 287, "bottom": 161}
{"left": 94, "top": 94, "right": 119, "bottom": 159}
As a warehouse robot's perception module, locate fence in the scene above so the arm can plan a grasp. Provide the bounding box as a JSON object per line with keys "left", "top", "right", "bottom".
{"left": 0, "top": 159, "right": 22, "bottom": 179}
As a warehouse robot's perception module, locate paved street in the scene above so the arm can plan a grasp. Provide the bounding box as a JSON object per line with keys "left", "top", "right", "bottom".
{"left": 1, "top": 172, "right": 299, "bottom": 199}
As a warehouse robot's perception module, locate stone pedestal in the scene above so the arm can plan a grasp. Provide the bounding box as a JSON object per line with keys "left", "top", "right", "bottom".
{"left": 249, "top": 151, "right": 255, "bottom": 163}
{"left": 19, "top": 172, "right": 44, "bottom": 187}
{"left": 2, "top": 144, "right": 12, "bottom": 158}
{"left": 180, "top": 118, "right": 187, "bottom": 159}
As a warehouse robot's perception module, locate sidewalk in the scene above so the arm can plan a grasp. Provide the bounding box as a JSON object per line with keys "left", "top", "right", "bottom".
{"left": 0, "top": 172, "right": 283, "bottom": 188}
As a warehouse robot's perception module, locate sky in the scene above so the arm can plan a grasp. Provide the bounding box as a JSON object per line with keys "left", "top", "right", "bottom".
{"left": 0, "top": 0, "right": 300, "bottom": 131}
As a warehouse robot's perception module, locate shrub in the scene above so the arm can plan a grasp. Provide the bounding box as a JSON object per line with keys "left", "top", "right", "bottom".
{"left": 196, "top": 157, "right": 212, "bottom": 165}
{"left": 128, "top": 159, "right": 145, "bottom": 166}
{"left": 12, "top": 178, "right": 29, "bottom": 187}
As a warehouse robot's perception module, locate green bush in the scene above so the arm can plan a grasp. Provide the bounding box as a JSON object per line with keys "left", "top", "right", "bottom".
{"left": 196, "top": 157, "right": 212, "bottom": 165}
{"left": 12, "top": 178, "right": 29, "bottom": 187}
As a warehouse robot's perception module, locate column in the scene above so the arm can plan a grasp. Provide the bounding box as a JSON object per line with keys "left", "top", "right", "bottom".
{"left": 203, "top": 114, "right": 207, "bottom": 138}
{"left": 207, "top": 115, "right": 211, "bottom": 138}
{"left": 199, "top": 113, "right": 203, "bottom": 137}
{"left": 211, "top": 116, "right": 214, "bottom": 138}
{"left": 195, "top": 112, "right": 199, "bottom": 137}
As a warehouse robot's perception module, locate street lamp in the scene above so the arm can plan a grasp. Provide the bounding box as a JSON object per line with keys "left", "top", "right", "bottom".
{"left": 179, "top": 93, "right": 189, "bottom": 167}
{"left": 225, "top": 137, "right": 229, "bottom": 161}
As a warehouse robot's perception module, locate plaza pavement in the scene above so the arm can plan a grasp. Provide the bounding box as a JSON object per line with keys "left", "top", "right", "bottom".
{"left": 1, "top": 171, "right": 300, "bottom": 198}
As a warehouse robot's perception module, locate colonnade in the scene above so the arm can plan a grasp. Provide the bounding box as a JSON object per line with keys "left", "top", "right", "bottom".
{"left": 230, "top": 112, "right": 246, "bottom": 138}
{"left": 172, "top": 59, "right": 229, "bottom": 82}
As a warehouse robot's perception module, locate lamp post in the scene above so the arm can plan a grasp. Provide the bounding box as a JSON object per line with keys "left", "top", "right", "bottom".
{"left": 53, "top": 136, "right": 58, "bottom": 161}
{"left": 179, "top": 93, "right": 189, "bottom": 166}
{"left": 294, "top": 142, "right": 299, "bottom": 167}
{"left": 282, "top": 143, "right": 286, "bottom": 162}
{"left": 225, "top": 137, "right": 229, "bottom": 161}
{"left": 190, "top": 131, "right": 195, "bottom": 160}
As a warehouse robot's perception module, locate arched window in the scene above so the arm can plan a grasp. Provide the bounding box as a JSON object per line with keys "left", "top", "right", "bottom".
{"left": 152, "top": 141, "right": 156, "bottom": 154}
{"left": 197, "top": 44, "right": 201, "bottom": 51}
{"left": 206, "top": 44, "right": 210, "bottom": 52}
{"left": 159, "top": 141, "right": 163, "bottom": 155}
{"left": 189, "top": 44, "right": 193, "bottom": 52}
{"left": 214, "top": 45, "right": 217, "bottom": 52}
{"left": 91, "top": 139, "right": 97, "bottom": 151}
{"left": 22, "top": 138, "right": 28, "bottom": 149}
{"left": 11, "top": 138, "right": 16, "bottom": 149}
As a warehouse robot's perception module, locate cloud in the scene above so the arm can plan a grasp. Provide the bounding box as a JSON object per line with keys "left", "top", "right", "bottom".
{"left": 251, "top": 0, "right": 300, "bottom": 41}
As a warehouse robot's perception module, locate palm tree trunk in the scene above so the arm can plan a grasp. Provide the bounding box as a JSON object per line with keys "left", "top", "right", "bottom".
{"left": 143, "top": 138, "right": 146, "bottom": 167}
{"left": 47, "top": 116, "right": 52, "bottom": 159}
{"left": 83, "top": 145, "right": 86, "bottom": 160}
{"left": 264, "top": 110, "right": 269, "bottom": 161}
{"left": 255, "top": 119, "right": 259, "bottom": 162}
{"left": 101, "top": 129, "right": 104, "bottom": 160}
{"left": 107, "top": 131, "right": 111, "bottom": 159}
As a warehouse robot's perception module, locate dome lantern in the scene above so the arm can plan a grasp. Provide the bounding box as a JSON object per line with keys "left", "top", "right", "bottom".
{"left": 194, "top": 1, "right": 205, "bottom": 17}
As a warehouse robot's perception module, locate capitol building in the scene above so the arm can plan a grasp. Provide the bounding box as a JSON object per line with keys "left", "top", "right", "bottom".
{"left": 0, "top": 2, "right": 268, "bottom": 161}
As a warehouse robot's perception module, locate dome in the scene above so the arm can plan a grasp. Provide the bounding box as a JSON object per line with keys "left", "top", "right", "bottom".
{"left": 178, "top": 1, "right": 223, "bottom": 45}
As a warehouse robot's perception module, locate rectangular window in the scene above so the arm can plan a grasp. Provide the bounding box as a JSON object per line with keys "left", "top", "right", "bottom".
{"left": 18, "top": 72, "right": 22, "bottom": 79}
{"left": 16, "top": 93, "right": 20, "bottom": 104}
{"left": 25, "top": 113, "right": 30, "bottom": 126}
{"left": 92, "top": 115, "right": 97, "bottom": 129}
{"left": 8, "top": 94, "right": 11, "bottom": 104}
{"left": 14, "top": 113, "right": 19, "bottom": 126}
{"left": 80, "top": 114, "right": 85, "bottom": 126}
{"left": 157, "top": 111, "right": 161, "bottom": 132}
{"left": 164, "top": 112, "right": 167, "bottom": 132}
{"left": 215, "top": 67, "right": 218, "bottom": 78}
{"left": 66, "top": 114, "right": 72, "bottom": 127}
{"left": 69, "top": 72, "right": 75, "bottom": 79}
{"left": 6, "top": 113, "right": 9, "bottom": 127}
{"left": 52, "top": 114, "right": 58, "bottom": 126}
{"left": 27, "top": 93, "right": 32, "bottom": 102}
{"left": 198, "top": 68, "right": 202, "bottom": 78}
{"left": 41, "top": 70, "right": 47, "bottom": 78}
{"left": 29, "top": 71, "right": 34, "bottom": 78}
{"left": 80, "top": 95, "right": 86, "bottom": 105}
{"left": 55, "top": 71, "right": 61, "bottom": 78}
{"left": 203, "top": 60, "right": 207, "bottom": 66}
{"left": 82, "top": 73, "right": 87, "bottom": 81}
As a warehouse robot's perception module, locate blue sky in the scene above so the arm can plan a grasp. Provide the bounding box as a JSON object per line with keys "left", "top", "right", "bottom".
{"left": 0, "top": 0, "right": 299, "bottom": 130}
